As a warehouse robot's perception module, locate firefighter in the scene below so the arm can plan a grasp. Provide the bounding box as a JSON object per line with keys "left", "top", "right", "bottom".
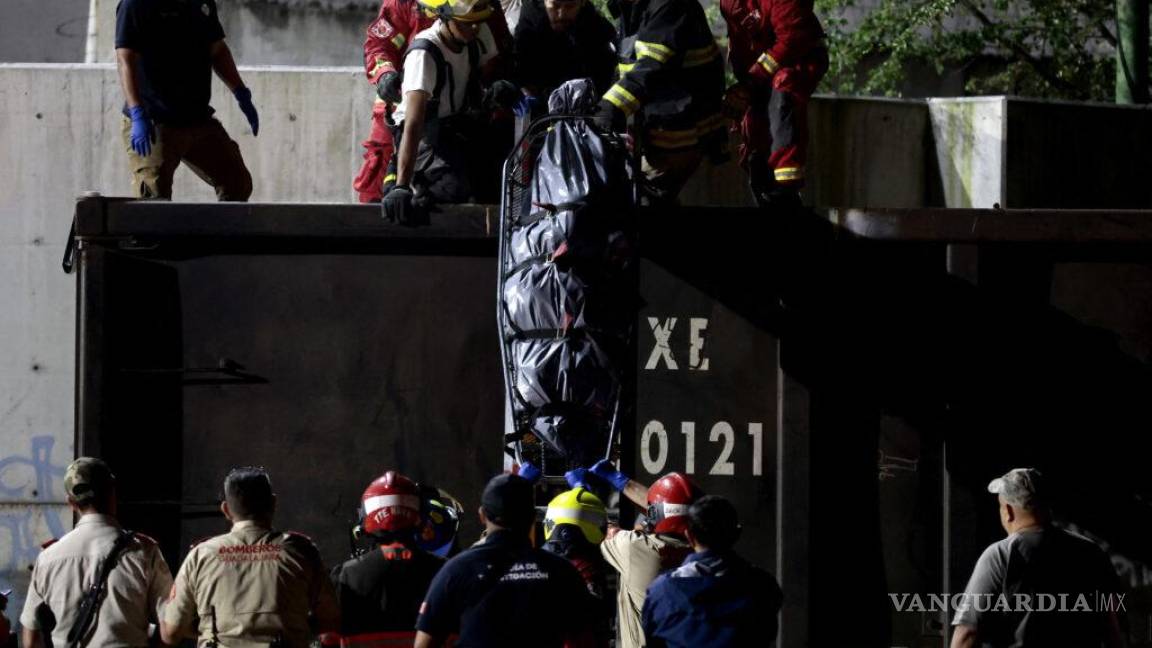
{"left": 720, "top": 0, "right": 827, "bottom": 208}
{"left": 592, "top": 0, "right": 726, "bottom": 204}
{"left": 416, "top": 486, "right": 464, "bottom": 558}
{"left": 570, "top": 463, "right": 703, "bottom": 648}
{"left": 513, "top": 0, "right": 617, "bottom": 114}
{"left": 355, "top": 0, "right": 512, "bottom": 203}
{"left": 161, "top": 467, "right": 340, "bottom": 647}
{"left": 381, "top": 0, "right": 521, "bottom": 225}
{"left": 329, "top": 471, "right": 445, "bottom": 647}
{"left": 542, "top": 488, "right": 613, "bottom": 647}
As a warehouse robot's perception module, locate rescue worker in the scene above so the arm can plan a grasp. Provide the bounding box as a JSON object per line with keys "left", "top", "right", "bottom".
{"left": 381, "top": 0, "right": 520, "bottom": 225}
{"left": 417, "top": 485, "right": 464, "bottom": 558}
{"left": 115, "top": 0, "right": 258, "bottom": 200}
{"left": 720, "top": 0, "right": 826, "bottom": 208}
{"left": 20, "top": 458, "right": 173, "bottom": 648}
{"left": 414, "top": 474, "right": 598, "bottom": 648}
{"left": 570, "top": 462, "right": 702, "bottom": 648}
{"left": 592, "top": 0, "right": 726, "bottom": 204}
{"left": 542, "top": 488, "right": 613, "bottom": 647}
{"left": 513, "top": 0, "right": 617, "bottom": 113}
{"left": 354, "top": 0, "right": 512, "bottom": 202}
{"left": 161, "top": 467, "right": 340, "bottom": 647}
{"left": 642, "top": 495, "right": 783, "bottom": 648}
{"left": 329, "top": 471, "right": 445, "bottom": 646}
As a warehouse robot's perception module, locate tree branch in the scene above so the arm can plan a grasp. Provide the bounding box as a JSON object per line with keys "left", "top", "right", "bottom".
{"left": 955, "top": 0, "right": 1082, "bottom": 95}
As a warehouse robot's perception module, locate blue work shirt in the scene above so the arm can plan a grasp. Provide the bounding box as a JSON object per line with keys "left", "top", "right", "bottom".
{"left": 642, "top": 549, "right": 783, "bottom": 648}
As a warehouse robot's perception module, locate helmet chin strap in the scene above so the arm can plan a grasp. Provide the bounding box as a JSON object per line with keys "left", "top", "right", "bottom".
{"left": 438, "top": 19, "right": 466, "bottom": 51}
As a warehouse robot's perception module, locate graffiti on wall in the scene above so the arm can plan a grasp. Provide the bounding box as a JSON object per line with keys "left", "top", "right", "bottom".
{"left": 0, "top": 435, "right": 69, "bottom": 623}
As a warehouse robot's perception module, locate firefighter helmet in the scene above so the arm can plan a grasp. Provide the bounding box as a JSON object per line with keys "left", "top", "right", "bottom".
{"left": 419, "top": 487, "right": 463, "bottom": 557}
{"left": 360, "top": 471, "right": 422, "bottom": 536}
{"left": 418, "top": 0, "right": 493, "bottom": 22}
{"left": 544, "top": 488, "right": 607, "bottom": 545}
{"left": 646, "top": 472, "right": 703, "bottom": 536}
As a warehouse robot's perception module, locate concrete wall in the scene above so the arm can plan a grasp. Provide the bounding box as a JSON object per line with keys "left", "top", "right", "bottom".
{"left": 0, "top": 0, "right": 88, "bottom": 63}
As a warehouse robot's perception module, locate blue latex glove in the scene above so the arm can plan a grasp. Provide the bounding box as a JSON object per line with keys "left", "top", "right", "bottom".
{"left": 565, "top": 468, "right": 591, "bottom": 490}
{"left": 513, "top": 95, "right": 541, "bottom": 118}
{"left": 517, "top": 462, "right": 542, "bottom": 484}
{"left": 127, "top": 105, "right": 153, "bottom": 157}
{"left": 233, "top": 85, "right": 259, "bottom": 136}
{"left": 590, "top": 459, "right": 630, "bottom": 492}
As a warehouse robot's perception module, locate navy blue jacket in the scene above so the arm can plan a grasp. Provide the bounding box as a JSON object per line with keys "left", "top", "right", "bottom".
{"left": 642, "top": 550, "right": 783, "bottom": 648}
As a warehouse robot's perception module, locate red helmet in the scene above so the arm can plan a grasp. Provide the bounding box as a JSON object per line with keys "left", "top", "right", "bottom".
{"left": 646, "top": 472, "right": 703, "bottom": 536}
{"left": 361, "top": 471, "right": 421, "bottom": 535}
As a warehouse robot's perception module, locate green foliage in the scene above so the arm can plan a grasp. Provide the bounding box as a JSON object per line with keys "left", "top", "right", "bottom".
{"left": 813, "top": 0, "right": 1118, "bottom": 100}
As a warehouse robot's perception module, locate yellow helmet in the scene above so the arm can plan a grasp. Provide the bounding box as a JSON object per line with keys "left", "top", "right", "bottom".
{"left": 544, "top": 488, "right": 607, "bottom": 545}
{"left": 418, "top": 0, "right": 493, "bottom": 22}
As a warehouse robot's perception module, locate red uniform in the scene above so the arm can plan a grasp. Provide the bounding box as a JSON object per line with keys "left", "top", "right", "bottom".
{"left": 354, "top": 0, "right": 513, "bottom": 202}
{"left": 721, "top": 0, "right": 826, "bottom": 197}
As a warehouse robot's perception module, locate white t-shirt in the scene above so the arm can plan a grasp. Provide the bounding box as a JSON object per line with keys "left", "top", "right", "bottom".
{"left": 393, "top": 23, "right": 498, "bottom": 124}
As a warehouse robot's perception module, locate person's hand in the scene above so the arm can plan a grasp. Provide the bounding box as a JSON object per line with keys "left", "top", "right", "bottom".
{"left": 381, "top": 185, "right": 421, "bottom": 225}
{"left": 513, "top": 94, "right": 541, "bottom": 118}
{"left": 565, "top": 467, "right": 591, "bottom": 490}
{"left": 483, "top": 80, "right": 521, "bottom": 111}
{"left": 590, "top": 459, "right": 630, "bottom": 492}
{"left": 233, "top": 85, "right": 259, "bottom": 136}
{"left": 127, "top": 105, "right": 154, "bottom": 157}
{"left": 592, "top": 100, "right": 623, "bottom": 132}
{"left": 375, "top": 71, "right": 402, "bottom": 103}
{"left": 517, "top": 462, "right": 542, "bottom": 484}
{"left": 722, "top": 83, "right": 751, "bottom": 119}
{"left": 746, "top": 54, "right": 777, "bottom": 87}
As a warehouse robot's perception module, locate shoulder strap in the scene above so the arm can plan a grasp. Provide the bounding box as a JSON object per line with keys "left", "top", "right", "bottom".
{"left": 409, "top": 38, "right": 449, "bottom": 100}
{"left": 66, "top": 529, "right": 137, "bottom": 648}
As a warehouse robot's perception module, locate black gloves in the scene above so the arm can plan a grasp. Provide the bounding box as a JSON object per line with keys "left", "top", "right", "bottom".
{"left": 483, "top": 79, "right": 522, "bottom": 112}
{"left": 592, "top": 100, "right": 624, "bottom": 133}
{"left": 381, "top": 185, "right": 429, "bottom": 226}
{"left": 376, "top": 71, "right": 402, "bottom": 103}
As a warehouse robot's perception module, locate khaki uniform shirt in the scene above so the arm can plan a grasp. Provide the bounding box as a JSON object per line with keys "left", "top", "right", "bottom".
{"left": 163, "top": 520, "right": 339, "bottom": 648}
{"left": 600, "top": 529, "right": 691, "bottom": 648}
{"left": 20, "top": 514, "right": 172, "bottom": 648}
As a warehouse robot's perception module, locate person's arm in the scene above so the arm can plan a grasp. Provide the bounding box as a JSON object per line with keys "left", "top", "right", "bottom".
{"left": 949, "top": 624, "right": 977, "bottom": 648}
{"left": 115, "top": 48, "right": 144, "bottom": 107}
{"left": 414, "top": 631, "right": 444, "bottom": 648}
{"left": 395, "top": 91, "right": 428, "bottom": 186}
{"left": 622, "top": 480, "right": 649, "bottom": 509}
{"left": 209, "top": 40, "right": 244, "bottom": 92}
{"left": 22, "top": 628, "right": 44, "bottom": 648}
{"left": 159, "top": 551, "right": 200, "bottom": 645}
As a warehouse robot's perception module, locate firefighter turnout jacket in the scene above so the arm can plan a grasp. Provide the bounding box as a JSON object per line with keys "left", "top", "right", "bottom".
{"left": 603, "top": 0, "right": 726, "bottom": 151}
{"left": 722, "top": 0, "right": 824, "bottom": 84}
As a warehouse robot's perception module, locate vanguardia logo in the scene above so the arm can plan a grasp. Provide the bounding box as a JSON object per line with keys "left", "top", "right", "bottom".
{"left": 888, "top": 592, "right": 1127, "bottom": 613}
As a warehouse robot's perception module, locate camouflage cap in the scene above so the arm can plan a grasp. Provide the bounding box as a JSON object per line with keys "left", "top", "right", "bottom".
{"left": 64, "top": 457, "right": 116, "bottom": 504}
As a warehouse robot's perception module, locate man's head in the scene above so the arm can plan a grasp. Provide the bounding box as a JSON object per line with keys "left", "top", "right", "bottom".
{"left": 221, "top": 467, "right": 276, "bottom": 523}
{"left": 544, "top": 0, "right": 585, "bottom": 32}
{"left": 479, "top": 473, "right": 536, "bottom": 535}
{"left": 988, "top": 468, "right": 1050, "bottom": 534}
{"left": 64, "top": 457, "right": 116, "bottom": 514}
{"left": 686, "top": 495, "right": 741, "bottom": 552}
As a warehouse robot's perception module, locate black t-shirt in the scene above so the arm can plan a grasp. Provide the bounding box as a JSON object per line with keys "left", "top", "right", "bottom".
{"left": 416, "top": 529, "right": 594, "bottom": 647}
{"left": 331, "top": 542, "right": 446, "bottom": 636}
{"left": 513, "top": 0, "right": 617, "bottom": 97}
{"left": 115, "top": 0, "right": 225, "bottom": 125}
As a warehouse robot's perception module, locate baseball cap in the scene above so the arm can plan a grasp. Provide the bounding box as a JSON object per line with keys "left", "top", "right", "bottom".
{"left": 481, "top": 473, "right": 535, "bottom": 530}
{"left": 988, "top": 467, "right": 1046, "bottom": 510}
{"left": 64, "top": 457, "right": 116, "bottom": 504}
